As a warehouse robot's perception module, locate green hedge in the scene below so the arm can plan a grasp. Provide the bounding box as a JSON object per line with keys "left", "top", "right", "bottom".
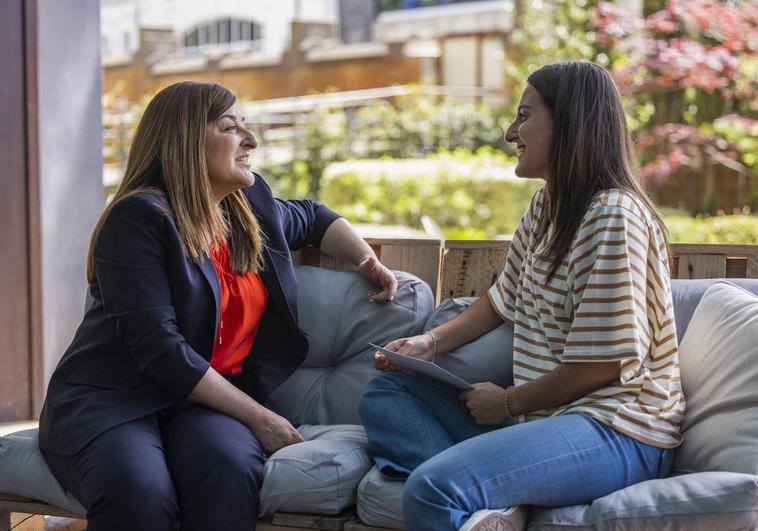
{"left": 321, "top": 149, "right": 758, "bottom": 243}
{"left": 321, "top": 148, "right": 541, "bottom": 239}
{"left": 666, "top": 215, "right": 758, "bottom": 244}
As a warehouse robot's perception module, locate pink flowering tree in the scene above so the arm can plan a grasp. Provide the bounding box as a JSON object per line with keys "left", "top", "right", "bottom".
{"left": 591, "top": 0, "right": 758, "bottom": 213}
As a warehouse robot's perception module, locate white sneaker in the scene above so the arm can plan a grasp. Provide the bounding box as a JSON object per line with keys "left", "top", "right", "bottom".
{"left": 458, "top": 506, "right": 528, "bottom": 531}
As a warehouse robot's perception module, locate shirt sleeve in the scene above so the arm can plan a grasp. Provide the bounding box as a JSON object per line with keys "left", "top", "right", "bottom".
{"left": 487, "top": 189, "right": 543, "bottom": 324}
{"left": 561, "top": 203, "right": 653, "bottom": 382}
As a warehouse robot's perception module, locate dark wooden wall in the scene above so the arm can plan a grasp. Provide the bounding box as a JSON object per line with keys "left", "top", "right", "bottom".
{"left": 0, "top": 0, "right": 39, "bottom": 421}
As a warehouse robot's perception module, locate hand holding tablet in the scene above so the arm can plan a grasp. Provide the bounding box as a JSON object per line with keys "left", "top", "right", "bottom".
{"left": 369, "top": 343, "right": 474, "bottom": 390}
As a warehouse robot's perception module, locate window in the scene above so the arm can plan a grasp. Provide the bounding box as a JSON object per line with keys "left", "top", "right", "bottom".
{"left": 182, "top": 18, "right": 262, "bottom": 52}
{"left": 219, "top": 18, "right": 231, "bottom": 43}
{"left": 184, "top": 27, "right": 198, "bottom": 47}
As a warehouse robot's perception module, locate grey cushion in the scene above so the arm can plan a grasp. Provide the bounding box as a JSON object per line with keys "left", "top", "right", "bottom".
{"left": 0, "top": 266, "right": 433, "bottom": 519}
{"left": 267, "top": 266, "right": 434, "bottom": 425}
{"left": 530, "top": 472, "right": 758, "bottom": 530}
{"left": 357, "top": 280, "right": 758, "bottom": 529}
{"left": 425, "top": 297, "right": 513, "bottom": 389}
{"left": 260, "top": 424, "right": 372, "bottom": 516}
{"left": 674, "top": 282, "right": 758, "bottom": 475}
{"left": 356, "top": 466, "right": 406, "bottom": 529}
{"left": 357, "top": 470, "right": 758, "bottom": 530}
{"left": 670, "top": 278, "right": 758, "bottom": 341}
{"left": 0, "top": 429, "right": 85, "bottom": 515}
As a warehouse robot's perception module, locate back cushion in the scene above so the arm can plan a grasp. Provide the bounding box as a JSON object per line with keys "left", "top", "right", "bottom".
{"left": 424, "top": 297, "right": 513, "bottom": 389}
{"left": 674, "top": 282, "right": 758, "bottom": 474}
{"left": 267, "top": 266, "right": 434, "bottom": 425}
{"left": 671, "top": 279, "right": 758, "bottom": 341}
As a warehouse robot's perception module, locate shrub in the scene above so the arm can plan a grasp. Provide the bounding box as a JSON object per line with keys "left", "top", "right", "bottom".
{"left": 320, "top": 148, "right": 542, "bottom": 239}
{"left": 666, "top": 215, "right": 758, "bottom": 244}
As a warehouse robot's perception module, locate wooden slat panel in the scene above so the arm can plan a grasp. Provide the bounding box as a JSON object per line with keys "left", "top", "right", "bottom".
{"left": 670, "top": 256, "right": 680, "bottom": 279}
{"left": 294, "top": 240, "right": 442, "bottom": 300}
{"left": 725, "top": 257, "right": 747, "bottom": 278}
{"left": 272, "top": 511, "right": 352, "bottom": 530}
{"left": 378, "top": 243, "right": 442, "bottom": 303}
{"left": 344, "top": 516, "right": 393, "bottom": 530}
{"left": 441, "top": 240, "right": 510, "bottom": 299}
{"left": 748, "top": 256, "right": 758, "bottom": 279}
{"left": 676, "top": 254, "right": 728, "bottom": 279}
{"left": 257, "top": 522, "right": 318, "bottom": 531}
{"left": 0, "top": 497, "right": 82, "bottom": 519}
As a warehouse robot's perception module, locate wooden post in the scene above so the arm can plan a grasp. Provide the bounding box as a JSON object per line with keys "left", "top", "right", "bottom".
{"left": 441, "top": 240, "right": 510, "bottom": 300}
{"left": 0, "top": 510, "right": 10, "bottom": 531}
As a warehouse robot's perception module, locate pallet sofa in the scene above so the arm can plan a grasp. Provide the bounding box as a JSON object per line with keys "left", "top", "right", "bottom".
{"left": 2, "top": 239, "right": 758, "bottom": 531}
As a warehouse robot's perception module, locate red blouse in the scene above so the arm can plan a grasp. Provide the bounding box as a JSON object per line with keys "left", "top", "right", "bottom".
{"left": 209, "top": 241, "right": 268, "bottom": 376}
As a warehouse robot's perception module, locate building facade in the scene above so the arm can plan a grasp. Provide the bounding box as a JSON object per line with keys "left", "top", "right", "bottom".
{"left": 101, "top": 0, "right": 512, "bottom": 102}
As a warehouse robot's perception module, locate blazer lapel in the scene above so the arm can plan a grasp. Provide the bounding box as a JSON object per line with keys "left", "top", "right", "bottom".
{"left": 197, "top": 255, "right": 221, "bottom": 342}
{"left": 246, "top": 185, "right": 298, "bottom": 324}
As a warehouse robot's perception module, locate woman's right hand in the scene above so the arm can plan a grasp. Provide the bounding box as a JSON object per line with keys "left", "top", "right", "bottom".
{"left": 249, "top": 410, "right": 304, "bottom": 455}
{"left": 374, "top": 334, "right": 435, "bottom": 372}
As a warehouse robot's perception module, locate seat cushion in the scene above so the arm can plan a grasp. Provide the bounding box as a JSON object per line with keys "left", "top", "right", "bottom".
{"left": 267, "top": 266, "right": 434, "bottom": 425}
{"left": 260, "top": 424, "right": 372, "bottom": 516}
{"left": 356, "top": 465, "right": 758, "bottom": 530}
{"left": 424, "top": 297, "right": 513, "bottom": 388}
{"left": 0, "top": 425, "right": 375, "bottom": 519}
{"left": 530, "top": 472, "right": 758, "bottom": 530}
{"left": 674, "top": 282, "right": 758, "bottom": 475}
{"left": 356, "top": 466, "right": 406, "bottom": 529}
{"left": 0, "top": 428, "right": 85, "bottom": 515}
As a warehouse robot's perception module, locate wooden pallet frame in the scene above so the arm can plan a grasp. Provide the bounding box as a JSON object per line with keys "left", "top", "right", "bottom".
{"left": 3, "top": 239, "right": 757, "bottom": 530}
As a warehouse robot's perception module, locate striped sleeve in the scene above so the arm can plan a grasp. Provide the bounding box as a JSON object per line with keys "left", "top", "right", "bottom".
{"left": 487, "top": 189, "right": 543, "bottom": 323}
{"left": 561, "top": 204, "right": 651, "bottom": 382}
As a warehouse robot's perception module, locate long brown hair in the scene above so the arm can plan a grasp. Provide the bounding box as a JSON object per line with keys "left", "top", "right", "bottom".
{"left": 87, "top": 81, "right": 265, "bottom": 281}
{"left": 527, "top": 61, "right": 669, "bottom": 278}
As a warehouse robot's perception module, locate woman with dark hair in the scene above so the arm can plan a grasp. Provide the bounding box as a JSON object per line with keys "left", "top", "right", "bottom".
{"left": 359, "top": 61, "right": 684, "bottom": 530}
{"left": 39, "top": 81, "right": 397, "bottom": 531}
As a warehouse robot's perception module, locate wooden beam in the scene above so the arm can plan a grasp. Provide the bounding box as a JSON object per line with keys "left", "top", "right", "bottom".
{"left": 0, "top": 0, "right": 33, "bottom": 421}
{"left": 272, "top": 511, "right": 353, "bottom": 530}
{"left": 671, "top": 243, "right": 758, "bottom": 256}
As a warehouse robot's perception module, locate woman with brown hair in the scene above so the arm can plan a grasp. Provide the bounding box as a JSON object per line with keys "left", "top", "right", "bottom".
{"left": 39, "top": 81, "right": 397, "bottom": 531}
{"left": 360, "top": 61, "right": 683, "bottom": 530}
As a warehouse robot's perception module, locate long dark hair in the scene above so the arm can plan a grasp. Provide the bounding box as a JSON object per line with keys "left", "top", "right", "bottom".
{"left": 87, "top": 82, "right": 265, "bottom": 281}
{"left": 527, "top": 61, "right": 668, "bottom": 279}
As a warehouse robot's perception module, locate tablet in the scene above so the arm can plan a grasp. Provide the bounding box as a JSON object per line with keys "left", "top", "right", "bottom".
{"left": 369, "top": 343, "right": 474, "bottom": 390}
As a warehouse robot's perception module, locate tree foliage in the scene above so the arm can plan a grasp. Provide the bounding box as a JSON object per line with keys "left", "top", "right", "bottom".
{"left": 592, "top": 0, "right": 758, "bottom": 213}
{"left": 263, "top": 91, "right": 511, "bottom": 199}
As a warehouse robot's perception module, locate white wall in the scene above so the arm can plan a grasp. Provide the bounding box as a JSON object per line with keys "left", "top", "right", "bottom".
{"left": 38, "top": 0, "right": 105, "bottom": 389}
{"left": 100, "top": 1, "right": 138, "bottom": 57}
{"left": 101, "top": 0, "right": 338, "bottom": 58}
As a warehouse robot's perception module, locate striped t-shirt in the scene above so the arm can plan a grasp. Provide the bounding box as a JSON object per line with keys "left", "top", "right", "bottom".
{"left": 487, "top": 188, "right": 684, "bottom": 448}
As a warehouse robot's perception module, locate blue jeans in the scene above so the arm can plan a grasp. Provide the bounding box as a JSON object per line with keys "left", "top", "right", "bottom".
{"left": 359, "top": 373, "right": 673, "bottom": 531}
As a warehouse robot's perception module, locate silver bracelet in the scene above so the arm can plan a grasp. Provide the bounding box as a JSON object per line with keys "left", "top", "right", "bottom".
{"left": 503, "top": 385, "right": 515, "bottom": 418}
{"left": 425, "top": 330, "right": 438, "bottom": 359}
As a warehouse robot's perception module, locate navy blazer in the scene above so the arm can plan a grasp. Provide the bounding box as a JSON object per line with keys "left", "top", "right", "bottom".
{"left": 39, "top": 175, "right": 340, "bottom": 456}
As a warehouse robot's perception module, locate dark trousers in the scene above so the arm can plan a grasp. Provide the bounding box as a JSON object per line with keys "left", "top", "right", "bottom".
{"left": 43, "top": 403, "right": 265, "bottom": 531}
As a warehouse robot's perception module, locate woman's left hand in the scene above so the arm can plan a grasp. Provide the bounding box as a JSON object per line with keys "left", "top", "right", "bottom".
{"left": 358, "top": 256, "right": 398, "bottom": 302}
{"left": 460, "top": 382, "right": 509, "bottom": 426}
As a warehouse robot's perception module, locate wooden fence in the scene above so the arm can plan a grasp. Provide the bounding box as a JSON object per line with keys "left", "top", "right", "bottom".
{"left": 298, "top": 239, "right": 758, "bottom": 303}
